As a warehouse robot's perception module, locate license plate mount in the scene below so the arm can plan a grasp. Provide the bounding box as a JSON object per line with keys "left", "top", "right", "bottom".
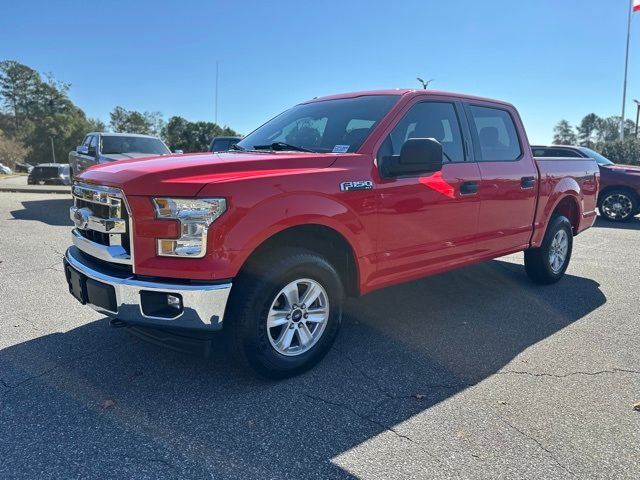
{"left": 65, "top": 262, "right": 86, "bottom": 304}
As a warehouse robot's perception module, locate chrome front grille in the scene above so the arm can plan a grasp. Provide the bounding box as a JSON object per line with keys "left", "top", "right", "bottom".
{"left": 70, "top": 183, "right": 133, "bottom": 267}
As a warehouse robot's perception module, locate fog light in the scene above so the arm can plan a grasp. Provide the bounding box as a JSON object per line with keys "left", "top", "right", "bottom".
{"left": 140, "top": 291, "right": 184, "bottom": 319}
{"left": 167, "top": 294, "right": 182, "bottom": 310}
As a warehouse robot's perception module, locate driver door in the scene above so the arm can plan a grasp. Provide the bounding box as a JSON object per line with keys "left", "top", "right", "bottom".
{"left": 372, "top": 99, "right": 482, "bottom": 285}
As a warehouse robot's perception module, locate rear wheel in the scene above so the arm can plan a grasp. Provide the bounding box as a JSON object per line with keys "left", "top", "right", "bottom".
{"left": 226, "top": 248, "right": 343, "bottom": 378}
{"left": 598, "top": 189, "right": 637, "bottom": 222}
{"left": 525, "top": 215, "right": 573, "bottom": 284}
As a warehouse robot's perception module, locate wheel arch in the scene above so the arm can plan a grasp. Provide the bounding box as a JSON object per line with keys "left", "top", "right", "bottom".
{"left": 237, "top": 223, "right": 362, "bottom": 297}
{"left": 552, "top": 195, "right": 581, "bottom": 234}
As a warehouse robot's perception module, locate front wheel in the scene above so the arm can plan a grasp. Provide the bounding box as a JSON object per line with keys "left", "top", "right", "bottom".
{"left": 598, "top": 189, "right": 638, "bottom": 222}
{"left": 226, "top": 248, "right": 344, "bottom": 378}
{"left": 524, "top": 215, "right": 573, "bottom": 284}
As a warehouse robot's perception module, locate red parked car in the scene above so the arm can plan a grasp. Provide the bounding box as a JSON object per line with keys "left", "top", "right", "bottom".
{"left": 64, "top": 90, "right": 599, "bottom": 377}
{"left": 532, "top": 145, "right": 640, "bottom": 222}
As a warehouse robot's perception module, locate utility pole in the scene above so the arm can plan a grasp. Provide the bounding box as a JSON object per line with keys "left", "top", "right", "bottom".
{"left": 215, "top": 61, "right": 219, "bottom": 125}
{"left": 621, "top": 0, "right": 633, "bottom": 140}
{"left": 635, "top": 99, "right": 640, "bottom": 137}
{"left": 50, "top": 137, "right": 56, "bottom": 163}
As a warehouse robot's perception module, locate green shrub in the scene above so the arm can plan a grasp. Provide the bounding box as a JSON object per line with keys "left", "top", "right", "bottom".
{"left": 595, "top": 138, "right": 640, "bottom": 166}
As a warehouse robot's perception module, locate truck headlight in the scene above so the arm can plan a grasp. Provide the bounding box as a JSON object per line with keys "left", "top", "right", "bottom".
{"left": 152, "top": 198, "right": 227, "bottom": 258}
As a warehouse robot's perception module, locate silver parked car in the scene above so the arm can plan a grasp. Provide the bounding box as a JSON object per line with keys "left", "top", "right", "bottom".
{"left": 68, "top": 132, "right": 172, "bottom": 177}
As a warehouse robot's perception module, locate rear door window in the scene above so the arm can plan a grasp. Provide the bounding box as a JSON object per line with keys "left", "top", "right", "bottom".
{"left": 467, "top": 105, "right": 522, "bottom": 161}
{"left": 533, "top": 148, "right": 582, "bottom": 158}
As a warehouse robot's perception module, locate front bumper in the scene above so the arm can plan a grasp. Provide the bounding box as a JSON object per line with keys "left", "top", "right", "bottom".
{"left": 63, "top": 246, "right": 232, "bottom": 331}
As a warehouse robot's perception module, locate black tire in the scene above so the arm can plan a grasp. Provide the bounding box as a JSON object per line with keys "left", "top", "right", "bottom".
{"left": 524, "top": 215, "right": 573, "bottom": 285}
{"left": 598, "top": 188, "right": 638, "bottom": 222}
{"left": 225, "top": 248, "right": 344, "bottom": 379}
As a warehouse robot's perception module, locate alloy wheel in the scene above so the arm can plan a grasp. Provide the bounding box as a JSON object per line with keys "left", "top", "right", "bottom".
{"left": 548, "top": 229, "right": 569, "bottom": 274}
{"left": 266, "top": 278, "right": 330, "bottom": 356}
{"left": 602, "top": 193, "right": 633, "bottom": 220}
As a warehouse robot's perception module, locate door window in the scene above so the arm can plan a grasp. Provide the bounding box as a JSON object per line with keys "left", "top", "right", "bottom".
{"left": 378, "top": 102, "right": 465, "bottom": 163}
{"left": 88, "top": 135, "right": 98, "bottom": 155}
{"left": 467, "top": 105, "right": 522, "bottom": 161}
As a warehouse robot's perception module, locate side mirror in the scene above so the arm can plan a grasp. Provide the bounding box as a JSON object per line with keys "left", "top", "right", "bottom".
{"left": 76, "top": 145, "right": 89, "bottom": 155}
{"left": 380, "top": 138, "right": 443, "bottom": 178}
{"left": 174, "top": 149, "right": 183, "bottom": 154}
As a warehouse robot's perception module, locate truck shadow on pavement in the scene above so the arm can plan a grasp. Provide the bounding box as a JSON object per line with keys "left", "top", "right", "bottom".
{"left": 9, "top": 197, "right": 73, "bottom": 227}
{"left": 592, "top": 216, "right": 640, "bottom": 230}
{"left": 0, "top": 260, "right": 606, "bottom": 479}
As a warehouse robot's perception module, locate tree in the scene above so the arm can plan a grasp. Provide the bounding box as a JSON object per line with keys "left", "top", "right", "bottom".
{"left": 88, "top": 117, "right": 107, "bottom": 132}
{"left": 0, "top": 60, "right": 93, "bottom": 164}
{"left": 0, "top": 131, "right": 30, "bottom": 168}
{"left": 109, "top": 106, "right": 164, "bottom": 136}
{"left": 576, "top": 113, "right": 600, "bottom": 147}
{"left": 162, "top": 116, "right": 238, "bottom": 152}
{"left": 597, "top": 138, "right": 640, "bottom": 166}
{"left": 0, "top": 60, "right": 41, "bottom": 134}
{"left": 552, "top": 120, "right": 577, "bottom": 145}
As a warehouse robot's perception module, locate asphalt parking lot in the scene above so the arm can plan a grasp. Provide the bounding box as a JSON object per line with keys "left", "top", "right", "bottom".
{"left": 0, "top": 191, "right": 638, "bottom": 479}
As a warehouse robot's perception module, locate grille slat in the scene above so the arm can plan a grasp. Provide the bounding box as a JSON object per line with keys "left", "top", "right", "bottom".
{"left": 72, "top": 183, "right": 132, "bottom": 259}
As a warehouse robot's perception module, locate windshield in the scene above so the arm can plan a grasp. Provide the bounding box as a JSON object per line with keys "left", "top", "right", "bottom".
{"left": 237, "top": 95, "right": 400, "bottom": 154}
{"left": 101, "top": 136, "right": 170, "bottom": 155}
{"left": 579, "top": 147, "right": 614, "bottom": 166}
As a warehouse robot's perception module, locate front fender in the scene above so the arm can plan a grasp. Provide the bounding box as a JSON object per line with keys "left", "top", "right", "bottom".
{"left": 208, "top": 191, "right": 374, "bottom": 277}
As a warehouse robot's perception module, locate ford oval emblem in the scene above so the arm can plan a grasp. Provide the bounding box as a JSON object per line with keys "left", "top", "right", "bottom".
{"left": 73, "top": 207, "right": 92, "bottom": 230}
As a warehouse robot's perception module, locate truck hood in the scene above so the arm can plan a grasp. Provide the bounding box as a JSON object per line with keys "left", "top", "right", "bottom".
{"left": 78, "top": 151, "right": 340, "bottom": 196}
{"left": 602, "top": 164, "right": 640, "bottom": 175}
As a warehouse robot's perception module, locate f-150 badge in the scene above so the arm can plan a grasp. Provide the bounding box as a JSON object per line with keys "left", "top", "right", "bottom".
{"left": 340, "top": 181, "right": 373, "bottom": 192}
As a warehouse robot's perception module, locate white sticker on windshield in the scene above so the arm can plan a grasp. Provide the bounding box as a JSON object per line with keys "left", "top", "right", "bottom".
{"left": 332, "top": 145, "right": 350, "bottom": 153}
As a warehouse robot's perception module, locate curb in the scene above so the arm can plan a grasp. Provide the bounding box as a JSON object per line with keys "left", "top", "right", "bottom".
{"left": 0, "top": 174, "right": 28, "bottom": 180}
{"left": 0, "top": 185, "right": 71, "bottom": 194}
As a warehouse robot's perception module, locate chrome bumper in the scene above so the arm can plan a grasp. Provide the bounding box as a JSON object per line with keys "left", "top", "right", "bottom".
{"left": 64, "top": 246, "right": 232, "bottom": 331}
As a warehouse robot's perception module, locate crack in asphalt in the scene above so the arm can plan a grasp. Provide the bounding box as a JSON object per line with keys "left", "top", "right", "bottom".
{"left": 301, "top": 392, "right": 455, "bottom": 471}
{"left": 335, "top": 348, "right": 469, "bottom": 400}
{"left": 500, "top": 418, "right": 577, "bottom": 478}
{"left": 498, "top": 368, "right": 640, "bottom": 379}
{"left": 3, "top": 261, "right": 64, "bottom": 276}
{"left": 0, "top": 339, "right": 134, "bottom": 396}
{"left": 335, "top": 349, "right": 395, "bottom": 399}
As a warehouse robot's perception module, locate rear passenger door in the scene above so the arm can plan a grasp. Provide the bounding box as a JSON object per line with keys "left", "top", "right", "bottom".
{"left": 464, "top": 103, "right": 538, "bottom": 253}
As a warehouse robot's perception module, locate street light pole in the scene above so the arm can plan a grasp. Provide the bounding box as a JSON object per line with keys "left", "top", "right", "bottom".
{"left": 50, "top": 137, "right": 56, "bottom": 163}
{"left": 621, "top": 0, "right": 633, "bottom": 140}
{"left": 635, "top": 100, "right": 640, "bottom": 138}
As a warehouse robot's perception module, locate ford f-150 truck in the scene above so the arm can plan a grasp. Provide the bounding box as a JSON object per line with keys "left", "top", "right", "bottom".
{"left": 63, "top": 90, "right": 599, "bottom": 377}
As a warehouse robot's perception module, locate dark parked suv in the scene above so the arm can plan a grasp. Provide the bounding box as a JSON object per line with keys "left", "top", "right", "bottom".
{"left": 532, "top": 145, "right": 640, "bottom": 222}
{"left": 27, "top": 163, "right": 71, "bottom": 185}
{"left": 209, "top": 136, "right": 241, "bottom": 152}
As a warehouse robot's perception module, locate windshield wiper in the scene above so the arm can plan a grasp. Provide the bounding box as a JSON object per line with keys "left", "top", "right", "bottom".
{"left": 229, "top": 143, "right": 245, "bottom": 151}
{"left": 252, "top": 142, "right": 314, "bottom": 153}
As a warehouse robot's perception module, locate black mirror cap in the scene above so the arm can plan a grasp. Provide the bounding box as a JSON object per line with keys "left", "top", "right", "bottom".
{"left": 400, "top": 138, "right": 443, "bottom": 168}
{"left": 380, "top": 138, "right": 443, "bottom": 178}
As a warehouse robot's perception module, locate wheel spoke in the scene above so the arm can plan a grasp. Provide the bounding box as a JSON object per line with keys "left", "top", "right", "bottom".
{"left": 300, "top": 282, "right": 322, "bottom": 307}
{"left": 267, "top": 310, "right": 289, "bottom": 328}
{"left": 305, "top": 310, "right": 327, "bottom": 323}
{"left": 282, "top": 283, "right": 300, "bottom": 307}
{"left": 297, "top": 323, "right": 313, "bottom": 346}
{"left": 276, "top": 326, "right": 295, "bottom": 351}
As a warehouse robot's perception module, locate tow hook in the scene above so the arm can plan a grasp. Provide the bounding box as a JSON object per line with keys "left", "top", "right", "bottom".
{"left": 109, "top": 318, "right": 128, "bottom": 329}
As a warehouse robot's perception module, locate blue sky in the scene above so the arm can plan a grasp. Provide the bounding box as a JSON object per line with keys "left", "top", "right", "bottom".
{"left": 1, "top": 0, "right": 639, "bottom": 144}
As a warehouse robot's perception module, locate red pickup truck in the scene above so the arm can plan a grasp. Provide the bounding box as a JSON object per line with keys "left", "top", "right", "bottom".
{"left": 64, "top": 89, "right": 599, "bottom": 377}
